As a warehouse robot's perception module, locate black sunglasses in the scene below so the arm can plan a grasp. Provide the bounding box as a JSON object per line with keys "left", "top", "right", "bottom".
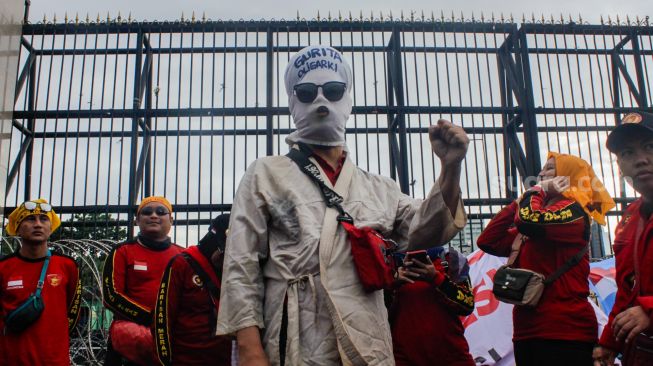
{"left": 139, "top": 206, "right": 170, "bottom": 217}
{"left": 293, "top": 81, "right": 347, "bottom": 103}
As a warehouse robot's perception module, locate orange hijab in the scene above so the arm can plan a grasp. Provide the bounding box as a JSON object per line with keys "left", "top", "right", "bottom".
{"left": 547, "top": 152, "right": 615, "bottom": 225}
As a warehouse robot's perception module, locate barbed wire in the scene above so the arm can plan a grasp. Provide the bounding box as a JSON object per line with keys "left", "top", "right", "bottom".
{"left": 30, "top": 11, "right": 651, "bottom": 27}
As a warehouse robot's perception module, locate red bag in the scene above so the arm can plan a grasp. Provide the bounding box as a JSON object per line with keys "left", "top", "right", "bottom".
{"left": 109, "top": 320, "right": 157, "bottom": 366}
{"left": 340, "top": 221, "right": 397, "bottom": 292}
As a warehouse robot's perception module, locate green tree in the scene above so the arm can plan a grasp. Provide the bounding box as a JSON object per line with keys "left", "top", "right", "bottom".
{"left": 54, "top": 213, "right": 127, "bottom": 242}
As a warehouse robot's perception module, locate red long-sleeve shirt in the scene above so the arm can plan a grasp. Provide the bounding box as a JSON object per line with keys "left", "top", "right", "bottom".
{"left": 390, "top": 258, "right": 475, "bottom": 366}
{"left": 599, "top": 199, "right": 653, "bottom": 352}
{"left": 154, "top": 246, "right": 232, "bottom": 366}
{"left": 102, "top": 240, "right": 182, "bottom": 326}
{"left": 0, "top": 251, "right": 81, "bottom": 366}
{"left": 477, "top": 187, "right": 597, "bottom": 342}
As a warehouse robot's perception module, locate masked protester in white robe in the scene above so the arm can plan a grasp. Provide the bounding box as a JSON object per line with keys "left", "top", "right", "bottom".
{"left": 216, "top": 45, "right": 470, "bottom": 366}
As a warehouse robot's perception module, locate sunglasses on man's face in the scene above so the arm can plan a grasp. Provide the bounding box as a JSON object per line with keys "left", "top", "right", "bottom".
{"left": 22, "top": 201, "right": 52, "bottom": 212}
{"left": 139, "top": 206, "right": 170, "bottom": 217}
{"left": 293, "top": 81, "right": 347, "bottom": 103}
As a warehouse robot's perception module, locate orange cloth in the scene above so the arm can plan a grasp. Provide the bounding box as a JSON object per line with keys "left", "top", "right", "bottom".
{"left": 137, "top": 196, "right": 173, "bottom": 215}
{"left": 547, "top": 152, "right": 615, "bottom": 225}
{"left": 6, "top": 198, "right": 61, "bottom": 236}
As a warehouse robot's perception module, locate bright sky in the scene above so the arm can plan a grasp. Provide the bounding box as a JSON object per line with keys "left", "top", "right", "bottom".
{"left": 28, "top": 0, "right": 652, "bottom": 24}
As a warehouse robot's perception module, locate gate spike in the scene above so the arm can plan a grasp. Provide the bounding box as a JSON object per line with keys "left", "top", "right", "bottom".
{"left": 531, "top": 13, "right": 535, "bottom": 23}
{"left": 117, "top": 12, "right": 121, "bottom": 22}
{"left": 460, "top": 11, "right": 465, "bottom": 21}
{"left": 43, "top": 14, "right": 47, "bottom": 23}
{"left": 600, "top": 15, "right": 604, "bottom": 25}
{"left": 349, "top": 11, "right": 353, "bottom": 21}
{"left": 626, "top": 15, "right": 630, "bottom": 25}
{"left": 202, "top": 12, "right": 206, "bottom": 22}
{"left": 85, "top": 13, "right": 90, "bottom": 23}
{"left": 491, "top": 12, "right": 495, "bottom": 22}
{"left": 607, "top": 15, "right": 612, "bottom": 25}
{"left": 578, "top": 13, "right": 582, "bottom": 24}
{"left": 64, "top": 12, "right": 68, "bottom": 23}
{"left": 53, "top": 13, "right": 57, "bottom": 23}
{"left": 180, "top": 12, "right": 184, "bottom": 22}
{"left": 410, "top": 10, "right": 414, "bottom": 22}
{"left": 106, "top": 12, "right": 110, "bottom": 23}
{"left": 360, "top": 10, "right": 363, "bottom": 21}
{"left": 431, "top": 11, "right": 435, "bottom": 22}
{"left": 389, "top": 11, "right": 392, "bottom": 21}
{"left": 75, "top": 13, "right": 79, "bottom": 24}
{"left": 339, "top": 11, "right": 342, "bottom": 21}
{"left": 471, "top": 12, "right": 476, "bottom": 22}
{"left": 616, "top": 15, "right": 620, "bottom": 24}
{"left": 400, "top": 10, "right": 404, "bottom": 21}
{"left": 191, "top": 11, "right": 195, "bottom": 22}
{"left": 129, "top": 12, "right": 133, "bottom": 23}
{"left": 481, "top": 12, "right": 485, "bottom": 22}
{"left": 328, "top": 11, "right": 332, "bottom": 21}
{"left": 316, "top": 10, "right": 320, "bottom": 21}
{"left": 521, "top": 13, "right": 525, "bottom": 23}
{"left": 509, "top": 13, "right": 514, "bottom": 23}
{"left": 569, "top": 14, "right": 573, "bottom": 23}
{"left": 440, "top": 10, "right": 445, "bottom": 22}
{"left": 421, "top": 10, "right": 425, "bottom": 21}
{"left": 296, "top": 11, "right": 300, "bottom": 21}
{"left": 636, "top": 15, "right": 640, "bottom": 25}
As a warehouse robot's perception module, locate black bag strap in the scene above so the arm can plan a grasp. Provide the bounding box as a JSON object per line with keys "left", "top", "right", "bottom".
{"left": 507, "top": 233, "right": 589, "bottom": 285}
{"left": 543, "top": 245, "right": 589, "bottom": 285}
{"left": 180, "top": 252, "right": 220, "bottom": 301}
{"left": 286, "top": 144, "right": 353, "bottom": 224}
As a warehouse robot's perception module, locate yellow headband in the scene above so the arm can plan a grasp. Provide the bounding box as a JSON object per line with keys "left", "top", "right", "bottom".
{"left": 6, "top": 198, "right": 61, "bottom": 236}
{"left": 137, "top": 196, "right": 173, "bottom": 215}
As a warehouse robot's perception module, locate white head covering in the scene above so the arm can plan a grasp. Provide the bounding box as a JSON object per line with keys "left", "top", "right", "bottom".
{"left": 284, "top": 45, "right": 353, "bottom": 146}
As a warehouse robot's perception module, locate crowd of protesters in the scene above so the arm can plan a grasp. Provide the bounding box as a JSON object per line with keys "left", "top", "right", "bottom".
{"left": 0, "top": 42, "right": 652, "bottom": 366}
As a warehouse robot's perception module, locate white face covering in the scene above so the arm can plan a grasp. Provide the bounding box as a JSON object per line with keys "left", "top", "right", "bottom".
{"left": 284, "top": 45, "right": 353, "bottom": 146}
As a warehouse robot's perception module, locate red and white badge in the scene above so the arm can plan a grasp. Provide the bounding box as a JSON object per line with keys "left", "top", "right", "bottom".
{"left": 133, "top": 261, "right": 148, "bottom": 271}
{"left": 6, "top": 276, "right": 24, "bottom": 290}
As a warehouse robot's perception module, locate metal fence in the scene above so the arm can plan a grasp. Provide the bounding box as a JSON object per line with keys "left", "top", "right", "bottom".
{"left": 7, "top": 14, "right": 653, "bottom": 254}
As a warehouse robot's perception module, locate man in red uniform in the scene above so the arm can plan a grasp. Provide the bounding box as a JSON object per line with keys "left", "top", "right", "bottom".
{"left": 390, "top": 247, "right": 475, "bottom": 366}
{"left": 594, "top": 111, "right": 653, "bottom": 366}
{"left": 154, "top": 214, "right": 233, "bottom": 365}
{"left": 102, "top": 196, "right": 183, "bottom": 365}
{"left": 0, "top": 199, "right": 81, "bottom": 366}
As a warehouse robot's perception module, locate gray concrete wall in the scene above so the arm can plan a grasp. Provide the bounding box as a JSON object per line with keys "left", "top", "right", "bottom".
{"left": 0, "top": 0, "right": 22, "bottom": 225}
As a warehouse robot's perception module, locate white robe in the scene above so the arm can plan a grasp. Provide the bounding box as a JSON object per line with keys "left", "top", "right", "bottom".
{"left": 216, "top": 153, "right": 466, "bottom": 365}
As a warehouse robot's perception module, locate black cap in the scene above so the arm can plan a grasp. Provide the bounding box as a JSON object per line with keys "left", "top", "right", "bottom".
{"left": 198, "top": 214, "right": 230, "bottom": 258}
{"left": 607, "top": 111, "right": 653, "bottom": 153}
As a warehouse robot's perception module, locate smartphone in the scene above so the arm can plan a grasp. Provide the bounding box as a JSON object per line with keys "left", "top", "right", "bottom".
{"left": 404, "top": 250, "right": 429, "bottom": 265}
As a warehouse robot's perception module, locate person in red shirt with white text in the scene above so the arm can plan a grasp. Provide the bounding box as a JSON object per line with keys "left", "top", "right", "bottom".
{"left": 594, "top": 111, "right": 653, "bottom": 366}
{"left": 0, "top": 199, "right": 81, "bottom": 366}
{"left": 102, "top": 196, "right": 183, "bottom": 365}
{"left": 154, "top": 214, "right": 233, "bottom": 365}
{"left": 478, "top": 152, "right": 615, "bottom": 366}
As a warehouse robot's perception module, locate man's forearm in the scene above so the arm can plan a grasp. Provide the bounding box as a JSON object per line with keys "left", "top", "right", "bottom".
{"left": 438, "top": 161, "right": 463, "bottom": 217}
{"left": 237, "top": 326, "right": 270, "bottom": 366}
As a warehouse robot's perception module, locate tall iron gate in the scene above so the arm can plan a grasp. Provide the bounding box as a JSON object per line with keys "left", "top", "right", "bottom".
{"left": 7, "top": 14, "right": 653, "bottom": 253}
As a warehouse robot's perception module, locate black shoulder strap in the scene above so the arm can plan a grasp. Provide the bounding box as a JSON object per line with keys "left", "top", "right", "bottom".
{"left": 286, "top": 145, "right": 353, "bottom": 223}
{"left": 543, "top": 245, "right": 590, "bottom": 285}
{"left": 180, "top": 253, "right": 220, "bottom": 300}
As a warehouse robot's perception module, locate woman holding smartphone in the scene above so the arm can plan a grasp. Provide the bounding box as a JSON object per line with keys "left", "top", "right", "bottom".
{"left": 389, "top": 247, "right": 475, "bottom": 366}
{"left": 477, "top": 152, "right": 615, "bottom": 366}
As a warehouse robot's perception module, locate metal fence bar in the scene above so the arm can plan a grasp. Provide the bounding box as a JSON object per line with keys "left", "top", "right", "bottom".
{"left": 7, "top": 18, "right": 653, "bottom": 253}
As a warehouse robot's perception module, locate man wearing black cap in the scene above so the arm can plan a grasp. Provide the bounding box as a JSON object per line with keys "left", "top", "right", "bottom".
{"left": 153, "top": 214, "right": 233, "bottom": 366}
{"left": 594, "top": 111, "right": 653, "bottom": 366}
